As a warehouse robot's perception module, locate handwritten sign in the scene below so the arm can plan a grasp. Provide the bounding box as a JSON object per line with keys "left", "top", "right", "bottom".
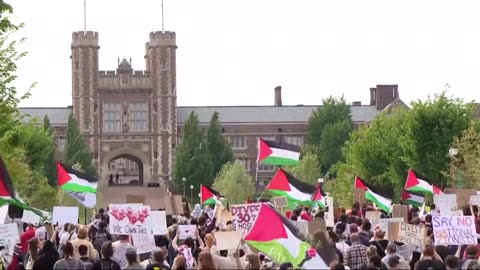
{"left": 132, "top": 233, "right": 156, "bottom": 254}
{"left": 365, "top": 211, "right": 381, "bottom": 229}
{"left": 231, "top": 203, "right": 261, "bottom": 233}
{"left": 325, "top": 197, "right": 334, "bottom": 227}
{"left": 380, "top": 218, "right": 403, "bottom": 237}
{"left": 149, "top": 211, "right": 167, "bottom": 235}
{"left": 0, "top": 223, "right": 20, "bottom": 247}
{"left": 434, "top": 194, "right": 457, "bottom": 216}
{"left": 273, "top": 197, "right": 288, "bottom": 208}
{"left": 470, "top": 195, "right": 480, "bottom": 206}
{"left": 108, "top": 204, "right": 151, "bottom": 235}
{"left": 392, "top": 205, "right": 408, "bottom": 223}
{"left": 52, "top": 206, "right": 79, "bottom": 225}
{"left": 390, "top": 223, "right": 425, "bottom": 248}
{"left": 178, "top": 225, "right": 196, "bottom": 239}
{"left": 433, "top": 216, "right": 476, "bottom": 245}
{"left": 214, "top": 231, "right": 244, "bottom": 250}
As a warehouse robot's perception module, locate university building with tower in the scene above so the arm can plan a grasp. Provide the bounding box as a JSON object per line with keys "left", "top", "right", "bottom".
{"left": 19, "top": 30, "right": 405, "bottom": 207}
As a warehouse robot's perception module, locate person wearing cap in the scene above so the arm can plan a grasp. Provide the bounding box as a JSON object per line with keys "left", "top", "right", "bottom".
{"left": 123, "top": 247, "right": 144, "bottom": 269}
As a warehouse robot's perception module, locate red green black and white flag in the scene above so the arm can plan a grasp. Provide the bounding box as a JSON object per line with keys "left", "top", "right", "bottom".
{"left": 266, "top": 169, "right": 315, "bottom": 209}
{"left": 257, "top": 138, "right": 300, "bottom": 166}
{"left": 355, "top": 176, "right": 392, "bottom": 213}
{"left": 401, "top": 190, "right": 425, "bottom": 208}
{"left": 57, "top": 162, "right": 97, "bottom": 208}
{"left": 200, "top": 185, "right": 222, "bottom": 205}
{"left": 404, "top": 169, "right": 443, "bottom": 195}
{"left": 312, "top": 185, "right": 327, "bottom": 209}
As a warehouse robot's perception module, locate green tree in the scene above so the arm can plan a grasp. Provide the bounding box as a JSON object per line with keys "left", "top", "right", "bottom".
{"left": 65, "top": 113, "right": 96, "bottom": 176}
{"left": 213, "top": 161, "right": 255, "bottom": 204}
{"left": 43, "top": 115, "right": 57, "bottom": 187}
{"left": 401, "top": 92, "right": 474, "bottom": 188}
{"left": 307, "top": 96, "right": 353, "bottom": 174}
{"left": 174, "top": 112, "right": 213, "bottom": 196}
{"left": 207, "top": 112, "right": 233, "bottom": 178}
{"left": 286, "top": 153, "right": 321, "bottom": 186}
{"left": 443, "top": 126, "right": 480, "bottom": 188}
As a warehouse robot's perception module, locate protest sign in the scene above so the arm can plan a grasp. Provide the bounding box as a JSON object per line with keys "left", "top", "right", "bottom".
{"left": 214, "top": 231, "right": 244, "bottom": 250}
{"left": 149, "top": 211, "right": 167, "bottom": 235}
{"left": 325, "top": 197, "right": 334, "bottom": 227}
{"left": 433, "top": 216, "right": 476, "bottom": 245}
{"left": 365, "top": 211, "right": 381, "bottom": 229}
{"left": 132, "top": 233, "right": 156, "bottom": 254}
{"left": 392, "top": 205, "right": 408, "bottom": 223}
{"left": 445, "top": 189, "right": 477, "bottom": 207}
{"left": 108, "top": 204, "right": 151, "bottom": 235}
{"left": 434, "top": 194, "right": 457, "bottom": 216}
{"left": 470, "top": 195, "right": 480, "bottom": 206}
{"left": 380, "top": 218, "right": 403, "bottom": 237}
{"left": 273, "top": 197, "right": 288, "bottom": 208}
{"left": 231, "top": 203, "right": 261, "bottom": 233}
{"left": 291, "top": 221, "right": 309, "bottom": 236}
{"left": 178, "top": 225, "right": 197, "bottom": 239}
{"left": 308, "top": 220, "right": 326, "bottom": 234}
{"left": 353, "top": 188, "right": 366, "bottom": 205}
{"left": 52, "top": 206, "right": 79, "bottom": 225}
{"left": 389, "top": 223, "right": 426, "bottom": 248}
{"left": 0, "top": 223, "right": 20, "bottom": 247}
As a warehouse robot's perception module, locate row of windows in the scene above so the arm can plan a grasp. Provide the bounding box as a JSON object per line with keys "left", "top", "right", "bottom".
{"left": 227, "top": 135, "right": 304, "bottom": 149}
{"left": 103, "top": 102, "right": 148, "bottom": 132}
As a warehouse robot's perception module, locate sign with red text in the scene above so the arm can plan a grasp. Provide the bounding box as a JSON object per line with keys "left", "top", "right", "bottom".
{"left": 433, "top": 216, "right": 476, "bottom": 245}
{"left": 108, "top": 204, "right": 152, "bottom": 235}
{"left": 231, "top": 203, "right": 261, "bottom": 233}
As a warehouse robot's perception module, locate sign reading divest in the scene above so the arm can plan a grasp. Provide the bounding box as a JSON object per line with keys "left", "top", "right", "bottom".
{"left": 231, "top": 203, "right": 261, "bottom": 233}
{"left": 108, "top": 204, "right": 151, "bottom": 235}
{"left": 391, "top": 223, "right": 426, "bottom": 248}
{"left": 433, "top": 216, "right": 476, "bottom": 245}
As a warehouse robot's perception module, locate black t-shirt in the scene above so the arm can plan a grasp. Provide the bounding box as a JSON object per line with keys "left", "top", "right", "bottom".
{"left": 414, "top": 259, "right": 445, "bottom": 270}
{"left": 91, "top": 258, "right": 121, "bottom": 270}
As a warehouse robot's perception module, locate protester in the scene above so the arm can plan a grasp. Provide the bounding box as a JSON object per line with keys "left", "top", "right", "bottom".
{"left": 20, "top": 223, "right": 36, "bottom": 254}
{"left": 25, "top": 237, "right": 40, "bottom": 270}
{"left": 124, "top": 247, "right": 144, "bottom": 270}
{"left": 53, "top": 242, "right": 85, "bottom": 270}
{"left": 112, "top": 235, "right": 134, "bottom": 268}
{"left": 33, "top": 240, "right": 60, "bottom": 270}
{"left": 344, "top": 233, "right": 368, "bottom": 269}
{"left": 78, "top": 245, "right": 93, "bottom": 270}
{"left": 92, "top": 242, "right": 121, "bottom": 270}
{"left": 70, "top": 226, "right": 97, "bottom": 261}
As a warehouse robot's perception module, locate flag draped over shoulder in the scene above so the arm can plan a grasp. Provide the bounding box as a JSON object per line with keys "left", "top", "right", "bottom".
{"left": 257, "top": 138, "right": 300, "bottom": 166}
{"left": 0, "top": 157, "right": 43, "bottom": 216}
{"left": 245, "top": 204, "right": 337, "bottom": 268}
{"left": 355, "top": 176, "right": 392, "bottom": 213}
{"left": 57, "top": 162, "right": 97, "bottom": 208}
{"left": 404, "top": 169, "right": 443, "bottom": 195}
{"left": 266, "top": 169, "right": 315, "bottom": 209}
{"left": 312, "top": 185, "right": 327, "bottom": 208}
{"left": 200, "top": 185, "right": 222, "bottom": 205}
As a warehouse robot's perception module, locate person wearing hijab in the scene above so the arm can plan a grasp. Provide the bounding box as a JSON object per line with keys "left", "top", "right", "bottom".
{"left": 33, "top": 240, "right": 60, "bottom": 270}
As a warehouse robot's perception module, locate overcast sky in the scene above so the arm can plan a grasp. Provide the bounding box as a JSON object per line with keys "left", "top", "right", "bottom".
{"left": 10, "top": 0, "right": 480, "bottom": 107}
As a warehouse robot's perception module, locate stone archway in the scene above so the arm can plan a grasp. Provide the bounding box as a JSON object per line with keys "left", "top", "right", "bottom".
{"left": 101, "top": 147, "right": 151, "bottom": 188}
{"left": 107, "top": 154, "right": 144, "bottom": 185}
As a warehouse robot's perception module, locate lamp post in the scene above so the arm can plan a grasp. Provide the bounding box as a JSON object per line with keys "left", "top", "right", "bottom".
{"left": 182, "top": 177, "right": 186, "bottom": 197}
{"left": 190, "top": 185, "right": 194, "bottom": 204}
{"left": 449, "top": 147, "right": 459, "bottom": 157}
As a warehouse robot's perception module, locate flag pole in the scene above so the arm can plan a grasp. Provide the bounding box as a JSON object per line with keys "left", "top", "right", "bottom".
{"left": 83, "top": 0, "right": 87, "bottom": 33}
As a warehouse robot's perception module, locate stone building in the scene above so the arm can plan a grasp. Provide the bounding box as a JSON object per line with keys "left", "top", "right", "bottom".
{"left": 19, "top": 30, "right": 403, "bottom": 207}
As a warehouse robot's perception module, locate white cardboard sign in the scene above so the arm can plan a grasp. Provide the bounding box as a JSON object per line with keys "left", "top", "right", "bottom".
{"left": 178, "top": 225, "right": 197, "bottom": 239}
{"left": 433, "top": 216, "right": 476, "bottom": 245}
{"left": 108, "top": 204, "right": 152, "bottom": 235}
{"left": 132, "top": 233, "right": 156, "bottom": 254}
{"left": 149, "top": 211, "right": 167, "bottom": 235}
{"left": 0, "top": 223, "right": 21, "bottom": 247}
{"left": 434, "top": 194, "right": 457, "bottom": 216}
{"left": 52, "top": 206, "right": 79, "bottom": 225}
{"left": 230, "top": 203, "right": 261, "bottom": 234}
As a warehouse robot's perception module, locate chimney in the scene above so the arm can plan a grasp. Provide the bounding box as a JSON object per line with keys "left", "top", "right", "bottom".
{"left": 274, "top": 86, "right": 282, "bottom": 106}
{"left": 370, "top": 88, "right": 376, "bottom": 106}
{"left": 352, "top": 101, "right": 362, "bottom": 106}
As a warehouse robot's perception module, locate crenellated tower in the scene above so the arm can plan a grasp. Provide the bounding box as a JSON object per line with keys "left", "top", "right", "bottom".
{"left": 71, "top": 31, "right": 100, "bottom": 167}
{"left": 146, "top": 31, "right": 177, "bottom": 183}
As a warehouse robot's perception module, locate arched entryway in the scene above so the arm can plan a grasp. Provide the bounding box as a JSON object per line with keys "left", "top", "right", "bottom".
{"left": 107, "top": 154, "right": 144, "bottom": 186}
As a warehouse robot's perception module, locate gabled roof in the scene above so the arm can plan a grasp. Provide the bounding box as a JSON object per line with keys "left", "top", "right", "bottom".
{"left": 18, "top": 105, "right": 381, "bottom": 125}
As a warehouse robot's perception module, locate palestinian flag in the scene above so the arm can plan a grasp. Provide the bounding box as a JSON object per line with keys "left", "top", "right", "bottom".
{"left": 57, "top": 162, "right": 97, "bottom": 193}
{"left": 200, "top": 185, "right": 221, "bottom": 205}
{"left": 0, "top": 157, "right": 43, "bottom": 215}
{"left": 257, "top": 138, "right": 300, "bottom": 166}
{"left": 266, "top": 169, "right": 315, "bottom": 209}
{"left": 245, "top": 204, "right": 336, "bottom": 268}
{"left": 401, "top": 190, "right": 425, "bottom": 207}
{"left": 405, "top": 169, "right": 443, "bottom": 195}
{"left": 312, "top": 185, "right": 326, "bottom": 208}
{"left": 354, "top": 176, "right": 392, "bottom": 213}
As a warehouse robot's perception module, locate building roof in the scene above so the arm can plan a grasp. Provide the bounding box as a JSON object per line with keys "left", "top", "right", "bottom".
{"left": 18, "top": 105, "right": 380, "bottom": 125}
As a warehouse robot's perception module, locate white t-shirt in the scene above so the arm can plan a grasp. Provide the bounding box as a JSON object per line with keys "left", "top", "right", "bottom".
{"left": 59, "top": 231, "right": 78, "bottom": 246}
{"left": 112, "top": 241, "right": 133, "bottom": 268}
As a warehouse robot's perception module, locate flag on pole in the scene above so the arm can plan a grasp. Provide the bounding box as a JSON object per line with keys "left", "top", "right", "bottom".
{"left": 57, "top": 162, "right": 97, "bottom": 208}
{"left": 354, "top": 176, "right": 392, "bottom": 213}
{"left": 200, "top": 185, "right": 222, "bottom": 205}
{"left": 404, "top": 169, "right": 443, "bottom": 195}
{"left": 401, "top": 190, "right": 425, "bottom": 207}
{"left": 266, "top": 169, "right": 315, "bottom": 209}
{"left": 312, "top": 185, "right": 327, "bottom": 208}
{"left": 257, "top": 138, "right": 300, "bottom": 166}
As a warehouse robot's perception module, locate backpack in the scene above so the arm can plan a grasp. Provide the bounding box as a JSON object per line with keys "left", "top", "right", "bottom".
{"left": 100, "top": 259, "right": 114, "bottom": 270}
{"left": 93, "top": 232, "right": 108, "bottom": 254}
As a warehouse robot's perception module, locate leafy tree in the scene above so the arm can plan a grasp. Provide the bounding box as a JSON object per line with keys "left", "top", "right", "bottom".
{"left": 174, "top": 112, "right": 213, "bottom": 196}
{"left": 401, "top": 92, "right": 474, "bottom": 188}
{"left": 213, "top": 160, "right": 255, "bottom": 204}
{"left": 443, "top": 126, "right": 480, "bottom": 188}
{"left": 43, "top": 115, "right": 57, "bottom": 187}
{"left": 307, "top": 96, "right": 353, "bottom": 174}
{"left": 286, "top": 153, "right": 321, "bottom": 186}
{"left": 207, "top": 112, "right": 233, "bottom": 178}
{"left": 65, "top": 113, "right": 96, "bottom": 176}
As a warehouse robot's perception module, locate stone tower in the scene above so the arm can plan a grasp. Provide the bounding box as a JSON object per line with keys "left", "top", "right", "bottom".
{"left": 71, "top": 31, "right": 100, "bottom": 167}
{"left": 145, "top": 31, "right": 177, "bottom": 183}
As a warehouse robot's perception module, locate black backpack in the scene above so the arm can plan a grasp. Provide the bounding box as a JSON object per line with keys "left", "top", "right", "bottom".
{"left": 93, "top": 232, "right": 108, "bottom": 254}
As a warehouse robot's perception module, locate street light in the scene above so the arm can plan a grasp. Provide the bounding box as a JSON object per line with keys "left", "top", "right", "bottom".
{"left": 449, "top": 147, "right": 459, "bottom": 157}
{"left": 317, "top": 178, "right": 324, "bottom": 184}
{"left": 190, "top": 185, "right": 194, "bottom": 203}
{"left": 182, "top": 177, "right": 186, "bottom": 197}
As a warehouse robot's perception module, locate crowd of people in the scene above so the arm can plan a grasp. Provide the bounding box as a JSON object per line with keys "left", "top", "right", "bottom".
{"left": 2, "top": 201, "right": 480, "bottom": 269}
